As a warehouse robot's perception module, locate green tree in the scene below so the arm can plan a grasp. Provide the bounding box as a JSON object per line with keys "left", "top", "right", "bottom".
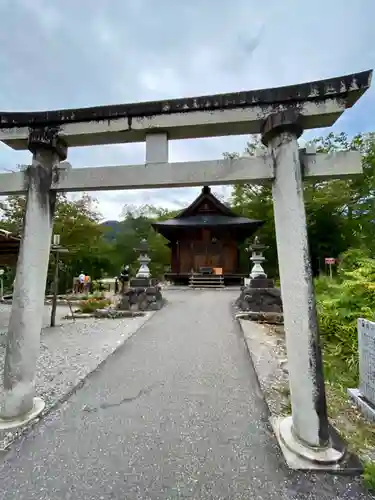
{"left": 0, "top": 193, "right": 113, "bottom": 292}
{"left": 52, "top": 194, "right": 113, "bottom": 291}
{"left": 229, "top": 132, "right": 375, "bottom": 277}
{"left": 110, "top": 204, "right": 177, "bottom": 279}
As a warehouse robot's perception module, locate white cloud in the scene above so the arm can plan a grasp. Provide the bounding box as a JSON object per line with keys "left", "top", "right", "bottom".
{"left": 0, "top": 0, "right": 373, "bottom": 219}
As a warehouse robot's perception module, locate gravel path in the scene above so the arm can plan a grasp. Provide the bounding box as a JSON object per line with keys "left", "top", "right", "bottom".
{"left": 0, "top": 303, "right": 70, "bottom": 334}
{"left": 0, "top": 290, "right": 372, "bottom": 499}
{"left": 0, "top": 303, "right": 154, "bottom": 450}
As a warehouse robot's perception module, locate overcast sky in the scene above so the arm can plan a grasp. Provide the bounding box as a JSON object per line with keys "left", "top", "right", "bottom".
{"left": 0, "top": 0, "right": 374, "bottom": 220}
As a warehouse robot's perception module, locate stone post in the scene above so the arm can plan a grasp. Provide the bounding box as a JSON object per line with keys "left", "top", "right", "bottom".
{"left": 261, "top": 111, "right": 344, "bottom": 464}
{"left": 0, "top": 128, "right": 67, "bottom": 428}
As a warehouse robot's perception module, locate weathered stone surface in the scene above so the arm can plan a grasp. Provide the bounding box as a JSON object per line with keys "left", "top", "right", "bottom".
{"left": 116, "top": 295, "right": 130, "bottom": 311}
{"left": 93, "top": 309, "right": 144, "bottom": 319}
{"left": 236, "top": 286, "right": 283, "bottom": 315}
{"left": 248, "top": 277, "right": 275, "bottom": 289}
{"left": 149, "top": 301, "right": 164, "bottom": 311}
{"left": 119, "top": 286, "right": 165, "bottom": 312}
{"left": 129, "top": 277, "right": 150, "bottom": 288}
{"left": 238, "top": 311, "right": 284, "bottom": 325}
{"left": 63, "top": 313, "right": 92, "bottom": 320}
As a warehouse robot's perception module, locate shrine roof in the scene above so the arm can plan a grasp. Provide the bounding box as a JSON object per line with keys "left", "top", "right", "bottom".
{"left": 176, "top": 185, "right": 235, "bottom": 218}
{"left": 152, "top": 186, "right": 264, "bottom": 240}
{"left": 152, "top": 214, "right": 263, "bottom": 242}
{"left": 153, "top": 214, "right": 261, "bottom": 228}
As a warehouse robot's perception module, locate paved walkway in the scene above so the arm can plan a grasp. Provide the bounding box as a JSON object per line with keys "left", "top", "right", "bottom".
{"left": 0, "top": 290, "right": 371, "bottom": 499}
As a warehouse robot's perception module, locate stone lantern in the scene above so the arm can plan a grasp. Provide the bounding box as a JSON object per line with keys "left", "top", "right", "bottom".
{"left": 135, "top": 239, "right": 151, "bottom": 278}
{"left": 236, "top": 235, "right": 283, "bottom": 317}
{"left": 249, "top": 236, "right": 268, "bottom": 279}
{"left": 130, "top": 239, "right": 152, "bottom": 287}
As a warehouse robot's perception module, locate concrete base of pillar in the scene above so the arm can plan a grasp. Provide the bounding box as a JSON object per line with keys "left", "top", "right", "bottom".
{"left": 270, "top": 416, "right": 346, "bottom": 471}
{"left": 0, "top": 397, "right": 45, "bottom": 430}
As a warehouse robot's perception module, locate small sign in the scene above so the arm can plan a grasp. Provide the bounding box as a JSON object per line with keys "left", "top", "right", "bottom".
{"left": 358, "top": 318, "right": 375, "bottom": 406}
{"left": 325, "top": 257, "right": 336, "bottom": 265}
{"left": 53, "top": 234, "right": 60, "bottom": 246}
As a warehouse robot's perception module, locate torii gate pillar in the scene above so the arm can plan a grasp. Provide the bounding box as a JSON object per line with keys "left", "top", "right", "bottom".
{"left": 261, "top": 110, "right": 343, "bottom": 465}
{"left": 0, "top": 129, "right": 67, "bottom": 427}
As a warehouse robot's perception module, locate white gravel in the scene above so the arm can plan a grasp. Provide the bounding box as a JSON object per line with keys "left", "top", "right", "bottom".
{"left": 0, "top": 303, "right": 155, "bottom": 450}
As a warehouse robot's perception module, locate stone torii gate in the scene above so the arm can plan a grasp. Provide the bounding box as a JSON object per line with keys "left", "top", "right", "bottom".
{"left": 0, "top": 70, "right": 372, "bottom": 468}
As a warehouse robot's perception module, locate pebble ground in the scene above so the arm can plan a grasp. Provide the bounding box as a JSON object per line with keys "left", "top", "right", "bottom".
{"left": 0, "top": 290, "right": 372, "bottom": 499}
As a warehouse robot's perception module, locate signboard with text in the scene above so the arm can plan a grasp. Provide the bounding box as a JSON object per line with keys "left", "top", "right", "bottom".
{"left": 325, "top": 258, "right": 336, "bottom": 265}
{"left": 358, "top": 318, "right": 375, "bottom": 406}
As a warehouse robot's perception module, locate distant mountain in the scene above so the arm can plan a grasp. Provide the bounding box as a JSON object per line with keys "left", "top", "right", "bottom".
{"left": 101, "top": 220, "right": 121, "bottom": 230}
{"left": 100, "top": 220, "right": 122, "bottom": 242}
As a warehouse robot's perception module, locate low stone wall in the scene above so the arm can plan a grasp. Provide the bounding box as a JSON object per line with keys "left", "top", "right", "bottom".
{"left": 236, "top": 311, "right": 284, "bottom": 325}
{"left": 117, "top": 285, "right": 165, "bottom": 312}
{"left": 63, "top": 310, "right": 145, "bottom": 320}
{"left": 235, "top": 285, "right": 283, "bottom": 324}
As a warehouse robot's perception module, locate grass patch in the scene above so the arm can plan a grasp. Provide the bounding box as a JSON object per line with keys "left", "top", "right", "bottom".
{"left": 363, "top": 461, "right": 375, "bottom": 491}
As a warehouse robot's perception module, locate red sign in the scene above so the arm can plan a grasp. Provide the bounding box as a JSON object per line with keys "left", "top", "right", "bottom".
{"left": 325, "top": 258, "right": 336, "bottom": 265}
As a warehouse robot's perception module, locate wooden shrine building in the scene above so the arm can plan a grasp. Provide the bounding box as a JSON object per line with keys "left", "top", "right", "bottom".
{"left": 152, "top": 186, "right": 264, "bottom": 285}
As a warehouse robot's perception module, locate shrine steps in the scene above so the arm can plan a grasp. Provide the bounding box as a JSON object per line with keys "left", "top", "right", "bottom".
{"left": 189, "top": 274, "right": 225, "bottom": 289}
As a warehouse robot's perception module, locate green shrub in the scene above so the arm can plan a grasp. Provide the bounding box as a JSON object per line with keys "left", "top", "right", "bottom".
{"left": 363, "top": 461, "right": 375, "bottom": 491}
{"left": 337, "top": 247, "right": 371, "bottom": 275}
{"left": 314, "top": 248, "right": 375, "bottom": 490}
{"left": 315, "top": 248, "right": 375, "bottom": 385}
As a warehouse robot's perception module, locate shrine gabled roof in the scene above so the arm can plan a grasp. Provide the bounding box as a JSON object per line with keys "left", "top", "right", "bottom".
{"left": 152, "top": 186, "right": 264, "bottom": 241}
{"left": 153, "top": 214, "right": 261, "bottom": 228}
{"left": 176, "top": 186, "right": 235, "bottom": 218}
{"left": 152, "top": 213, "right": 264, "bottom": 242}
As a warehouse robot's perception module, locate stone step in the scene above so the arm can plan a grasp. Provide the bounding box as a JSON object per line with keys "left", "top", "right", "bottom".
{"left": 189, "top": 276, "right": 223, "bottom": 280}
{"left": 189, "top": 275, "right": 225, "bottom": 289}
{"left": 189, "top": 274, "right": 225, "bottom": 288}
{"left": 189, "top": 285, "right": 225, "bottom": 289}
{"left": 190, "top": 280, "right": 224, "bottom": 285}
{"left": 190, "top": 279, "right": 223, "bottom": 283}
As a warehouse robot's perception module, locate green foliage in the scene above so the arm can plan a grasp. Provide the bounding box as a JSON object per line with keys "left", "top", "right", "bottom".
{"left": 231, "top": 132, "right": 375, "bottom": 277}
{"left": 316, "top": 250, "right": 375, "bottom": 386}
{"left": 0, "top": 194, "right": 176, "bottom": 287}
{"left": 107, "top": 204, "right": 174, "bottom": 279}
{"left": 0, "top": 193, "right": 113, "bottom": 293}
{"left": 363, "top": 461, "right": 375, "bottom": 491}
